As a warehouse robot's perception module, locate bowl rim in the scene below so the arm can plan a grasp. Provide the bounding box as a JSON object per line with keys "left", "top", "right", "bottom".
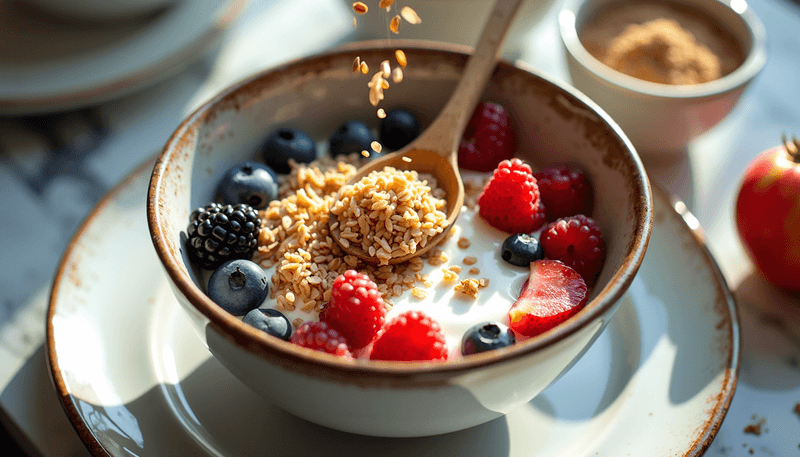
{"left": 558, "top": 0, "right": 768, "bottom": 99}
{"left": 147, "top": 40, "right": 653, "bottom": 380}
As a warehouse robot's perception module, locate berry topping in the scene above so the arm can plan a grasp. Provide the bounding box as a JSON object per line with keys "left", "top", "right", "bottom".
{"left": 216, "top": 161, "right": 279, "bottom": 210}
{"left": 534, "top": 164, "right": 594, "bottom": 221}
{"left": 461, "top": 321, "right": 516, "bottom": 355}
{"left": 290, "top": 321, "right": 353, "bottom": 358}
{"left": 379, "top": 108, "right": 421, "bottom": 150}
{"left": 477, "top": 158, "right": 542, "bottom": 233}
{"left": 458, "top": 102, "right": 516, "bottom": 172}
{"left": 501, "top": 233, "right": 544, "bottom": 267}
{"left": 319, "top": 270, "right": 386, "bottom": 349}
{"left": 329, "top": 120, "right": 377, "bottom": 157}
{"left": 508, "top": 260, "right": 588, "bottom": 337}
{"left": 207, "top": 259, "right": 269, "bottom": 316}
{"left": 370, "top": 310, "right": 448, "bottom": 361}
{"left": 259, "top": 127, "right": 317, "bottom": 174}
{"left": 540, "top": 215, "right": 606, "bottom": 285}
{"left": 185, "top": 202, "right": 261, "bottom": 270}
{"left": 243, "top": 308, "right": 292, "bottom": 341}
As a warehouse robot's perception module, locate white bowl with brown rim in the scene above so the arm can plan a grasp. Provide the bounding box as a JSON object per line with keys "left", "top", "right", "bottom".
{"left": 559, "top": 0, "right": 767, "bottom": 157}
{"left": 147, "top": 41, "right": 653, "bottom": 437}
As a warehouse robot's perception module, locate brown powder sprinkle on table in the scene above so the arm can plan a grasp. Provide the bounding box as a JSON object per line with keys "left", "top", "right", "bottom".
{"left": 743, "top": 415, "right": 766, "bottom": 436}
{"left": 743, "top": 423, "right": 761, "bottom": 436}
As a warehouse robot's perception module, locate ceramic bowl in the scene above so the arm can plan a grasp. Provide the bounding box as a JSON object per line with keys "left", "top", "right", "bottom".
{"left": 147, "top": 41, "right": 652, "bottom": 437}
{"left": 17, "top": 0, "right": 178, "bottom": 20}
{"left": 559, "top": 0, "right": 767, "bottom": 157}
{"left": 345, "top": 0, "right": 559, "bottom": 57}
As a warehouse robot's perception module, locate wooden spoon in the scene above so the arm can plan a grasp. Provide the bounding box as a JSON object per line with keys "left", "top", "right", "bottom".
{"left": 330, "top": 0, "right": 524, "bottom": 264}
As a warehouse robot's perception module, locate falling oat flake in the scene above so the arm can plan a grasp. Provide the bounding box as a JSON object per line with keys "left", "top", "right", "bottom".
{"left": 401, "top": 6, "right": 421, "bottom": 24}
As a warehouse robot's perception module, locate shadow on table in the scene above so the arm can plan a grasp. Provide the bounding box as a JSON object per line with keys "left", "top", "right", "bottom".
{"left": 43, "top": 353, "right": 512, "bottom": 457}
{"left": 732, "top": 271, "right": 800, "bottom": 391}
{"left": 639, "top": 147, "right": 697, "bottom": 213}
{"left": 0, "top": 345, "right": 89, "bottom": 457}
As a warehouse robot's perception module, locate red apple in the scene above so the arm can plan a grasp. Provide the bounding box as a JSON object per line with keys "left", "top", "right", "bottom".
{"left": 735, "top": 135, "right": 800, "bottom": 291}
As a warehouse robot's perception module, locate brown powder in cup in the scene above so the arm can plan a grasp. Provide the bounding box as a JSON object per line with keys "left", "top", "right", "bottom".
{"left": 580, "top": 2, "right": 742, "bottom": 85}
{"left": 601, "top": 18, "right": 721, "bottom": 84}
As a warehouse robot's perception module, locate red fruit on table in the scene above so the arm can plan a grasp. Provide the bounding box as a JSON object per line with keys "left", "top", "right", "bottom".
{"left": 735, "top": 135, "right": 800, "bottom": 291}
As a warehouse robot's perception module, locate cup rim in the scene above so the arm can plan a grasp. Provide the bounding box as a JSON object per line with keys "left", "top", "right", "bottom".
{"left": 147, "top": 41, "right": 653, "bottom": 381}
{"left": 558, "top": 0, "right": 768, "bottom": 99}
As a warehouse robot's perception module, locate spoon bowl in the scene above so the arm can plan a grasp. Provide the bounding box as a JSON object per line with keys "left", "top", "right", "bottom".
{"left": 330, "top": 0, "right": 524, "bottom": 264}
{"left": 329, "top": 146, "right": 464, "bottom": 264}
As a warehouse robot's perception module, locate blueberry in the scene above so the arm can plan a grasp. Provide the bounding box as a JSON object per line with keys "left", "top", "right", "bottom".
{"left": 501, "top": 233, "right": 543, "bottom": 267}
{"left": 243, "top": 308, "right": 292, "bottom": 341}
{"left": 379, "top": 108, "right": 420, "bottom": 150}
{"left": 259, "top": 127, "right": 317, "bottom": 174}
{"left": 329, "top": 120, "right": 376, "bottom": 157}
{"left": 216, "top": 161, "right": 278, "bottom": 210}
{"left": 461, "top": 321, "right": 516, "bottom": 355}
{"left": 207, "top": 259, "right": 269, "bottom": 316}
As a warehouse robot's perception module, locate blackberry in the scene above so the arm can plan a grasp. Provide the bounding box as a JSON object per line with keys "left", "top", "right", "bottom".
{"left": 185, "top": 202, "right": 262, "bottom": 270}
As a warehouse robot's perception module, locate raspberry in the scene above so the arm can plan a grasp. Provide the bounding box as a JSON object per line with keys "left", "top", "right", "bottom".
{"left": 370, "top": 310, "right": 448, "bottom": 361}
{"left": 319, "top": 270, "right": 386, "bottom": 349}
{"left": 540, "top": 215, "right": 606, "bottom": 285}
{"left": 477, "top": 159, "right": 542, "bottom": 233}
{"left": 458, "top": 102, "right": 516, "bottom": 172}
{"left": 290, "top": 321, "right": 353, "bottom": 358}
{"left": 534, "top": 165, "right": 594, "bottom": 221}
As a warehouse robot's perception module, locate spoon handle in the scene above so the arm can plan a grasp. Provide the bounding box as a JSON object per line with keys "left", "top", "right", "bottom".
{"left": 410, "top": 0, "right": 525, "bottom": 160}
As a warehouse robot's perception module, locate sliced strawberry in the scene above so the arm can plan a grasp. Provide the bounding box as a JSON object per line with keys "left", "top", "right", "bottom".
{"left": 508, "top": 260, "right": 588, "bottom": 337}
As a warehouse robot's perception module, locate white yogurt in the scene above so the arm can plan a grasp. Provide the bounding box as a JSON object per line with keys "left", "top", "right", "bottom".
{"left": 258, "top": 206, "right": 530, "bottom": 360}
{"left": 381, "top": 209, "right": 530, "bottom": 359}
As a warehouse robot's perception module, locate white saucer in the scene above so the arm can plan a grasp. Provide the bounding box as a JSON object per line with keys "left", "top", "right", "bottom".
{"left": 47, "top": 157, "right": 739, "bottom": 456}
{"left": 0, "top": 0, "right": 247, "bottom": 116}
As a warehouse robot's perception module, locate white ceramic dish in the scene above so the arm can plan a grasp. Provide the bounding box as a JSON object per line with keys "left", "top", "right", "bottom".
{"left": 47, "top": 156, "right": 737, "bottom": 456}
{"left": 0, "top": 0, "right": 248, "bottom": 116}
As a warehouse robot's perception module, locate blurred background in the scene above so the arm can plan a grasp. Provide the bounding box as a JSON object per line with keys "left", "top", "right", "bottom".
{"left": 1, "top": 0, "right": 799, "bottom": 455}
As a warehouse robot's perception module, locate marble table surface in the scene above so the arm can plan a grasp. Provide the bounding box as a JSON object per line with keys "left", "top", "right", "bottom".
{"left": 1, "top": 0, "right": 799, "bottom": 455}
